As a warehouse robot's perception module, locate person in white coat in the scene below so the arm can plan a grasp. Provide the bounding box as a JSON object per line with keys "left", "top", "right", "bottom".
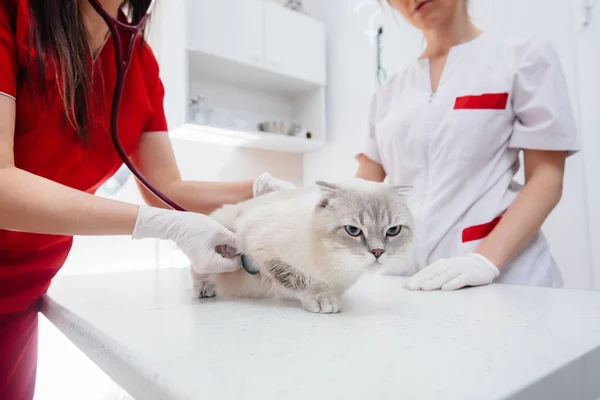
{"left": 355, "top": 0, "right": 580, "bottom": 290}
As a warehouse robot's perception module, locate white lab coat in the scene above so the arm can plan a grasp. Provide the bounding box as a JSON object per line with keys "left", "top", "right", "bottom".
{"left": 358, "top": 33, "right": 580, "bottom": 287}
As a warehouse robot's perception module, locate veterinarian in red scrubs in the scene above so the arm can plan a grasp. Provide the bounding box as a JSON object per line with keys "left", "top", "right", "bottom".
{"left": 0, "top": 0, "right": 293, "bottom": 398}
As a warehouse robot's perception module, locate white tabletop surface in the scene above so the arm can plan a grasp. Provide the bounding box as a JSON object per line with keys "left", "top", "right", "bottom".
{"left": 42, "top": 268, "right": 600, "bottom": 400}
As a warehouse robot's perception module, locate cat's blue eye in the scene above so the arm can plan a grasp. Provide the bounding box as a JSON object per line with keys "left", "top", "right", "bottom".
{"left": 386, "top": 226, "right": 402, "bottom": 237}
{"left": 345, "top": 225, "right": 362, "bottom": 237}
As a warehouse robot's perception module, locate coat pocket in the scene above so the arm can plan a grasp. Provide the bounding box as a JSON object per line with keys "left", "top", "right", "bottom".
{"left": 462, "top": 216, "right": 502, "bottom": 242}
{"left": 457, "top": 216, "right": 502, "bottom": 255}
{"left": 453, "top": 93, "right": 509, "bottom": 110}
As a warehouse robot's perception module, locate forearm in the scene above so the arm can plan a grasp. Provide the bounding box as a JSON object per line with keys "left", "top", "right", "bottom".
{"left": 0, "top": 167, "right": 139, "bottom": 235}
{"left": 142, "top": 179, "right": 254, "bottom": 214}
{"left": 355, "top": 155, "right": 386, "bottom": 182}
{"left": 475, "top": 175, "right": 562, "bottom": 268}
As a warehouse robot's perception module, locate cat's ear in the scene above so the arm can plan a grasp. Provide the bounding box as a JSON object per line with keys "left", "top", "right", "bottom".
{"left": 315, "top": 181, "right": 339, "bottom": 208}
{"left": 315, "top": 181, "right": 339, "bottom": 192}
{"left": 389, "top": 185, "right": 412, "bottom": 198}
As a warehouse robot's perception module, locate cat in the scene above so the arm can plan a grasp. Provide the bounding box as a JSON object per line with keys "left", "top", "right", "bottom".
{"left": 190, "top": 178, "right": 415, "bottom": 314}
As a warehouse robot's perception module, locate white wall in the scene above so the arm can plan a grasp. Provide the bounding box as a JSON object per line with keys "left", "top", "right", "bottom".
{"left": 301, "top": 0, "right": 598, "bottom": 290}
{"left": 574, "top": 2, "right": 600, "bottom": 290}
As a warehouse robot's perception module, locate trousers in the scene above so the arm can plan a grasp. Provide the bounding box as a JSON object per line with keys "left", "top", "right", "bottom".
{"left": 0, "top": 300, "right": 39, "bottom": 400}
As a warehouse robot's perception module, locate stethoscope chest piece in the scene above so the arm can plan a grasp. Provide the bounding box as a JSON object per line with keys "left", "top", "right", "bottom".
{"left": 240, "top": 254, "right": 261, "bottom": 275}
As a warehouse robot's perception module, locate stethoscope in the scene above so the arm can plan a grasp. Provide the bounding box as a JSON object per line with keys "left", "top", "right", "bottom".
{"left": 88, "top": 0, "right": 260, "bottom": 274}
{"left": 87, "top": 0, "right": 183, "bottom": 211}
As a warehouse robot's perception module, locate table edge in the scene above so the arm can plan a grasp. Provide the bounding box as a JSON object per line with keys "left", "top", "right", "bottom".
{"left": 41, "top": 295, "right": 182, "bottom": 400}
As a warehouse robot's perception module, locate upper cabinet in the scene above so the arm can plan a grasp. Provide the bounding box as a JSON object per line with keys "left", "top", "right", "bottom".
{"left": 180, "top": 0, "right": 327, "bottom": 153}
{"left": 263, "top": 2, "right": 326, "bottom": 85}
{"left": 186, "top": 0, "right": 327, "bottom": 88}
{"left": 186, "top": 0, "right": 264, "bottom": 69}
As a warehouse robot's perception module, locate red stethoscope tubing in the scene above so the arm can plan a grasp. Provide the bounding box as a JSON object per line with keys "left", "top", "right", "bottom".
{"left": 87, "top": 0, "right": 186, "bottom": 212}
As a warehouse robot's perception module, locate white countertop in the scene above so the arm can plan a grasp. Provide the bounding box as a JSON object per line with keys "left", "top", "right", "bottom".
{"left": 42, "top": 268, "right": 600, "bottom": 400}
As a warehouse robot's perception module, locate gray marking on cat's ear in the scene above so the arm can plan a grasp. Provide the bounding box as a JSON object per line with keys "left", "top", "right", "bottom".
{"left": 266, "top": 259, "right": 314, "bottom": 292}
{"left": 389, "top": 185, "right": 412, "bottom": 197}
{"left": 315, "top": 181, "right": 339, "bottom": 192}
{"left": 315, "top": 181, "right": 339, "bottom": 208}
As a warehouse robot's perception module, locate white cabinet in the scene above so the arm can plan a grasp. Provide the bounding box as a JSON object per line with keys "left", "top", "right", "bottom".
{"left": 186, "top": 0, "right": 326, "bottom": 86}
{"left": 186, "top": 0, "right": 264, "bottom": 68}
{"left": 183, "top": 0, "right": 327, "bottom": 153}
{"left": 264, "top": 2, "right": 326, "bottom": 84}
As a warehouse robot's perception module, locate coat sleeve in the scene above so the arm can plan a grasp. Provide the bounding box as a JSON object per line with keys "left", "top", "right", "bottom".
{"left": 0, "top": 1, "right": 17, "bottom": 100}
{"left": 508, "top": 39, "right": 580, "bottom": 155}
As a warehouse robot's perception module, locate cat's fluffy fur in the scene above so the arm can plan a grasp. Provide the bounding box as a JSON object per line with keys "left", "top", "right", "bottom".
{"left": 191, "top": 179, "right": 414, "bottom": 313}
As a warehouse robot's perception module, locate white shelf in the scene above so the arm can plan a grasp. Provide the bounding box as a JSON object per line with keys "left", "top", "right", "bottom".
{"left": 170, "top": 123, "right": 325, "bottom": 153}
{"left": 187, "top": 50, "right": 323, "bottom": 97}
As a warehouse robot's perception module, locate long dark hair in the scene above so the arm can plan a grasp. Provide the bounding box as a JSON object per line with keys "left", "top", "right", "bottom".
{"left": 27, "top": 0, "right": 153, "bottom": 141}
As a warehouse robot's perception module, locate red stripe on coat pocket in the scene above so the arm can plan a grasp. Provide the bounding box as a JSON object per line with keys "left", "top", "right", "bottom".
{"left": 454, "top": 93, "right": 509, "bottom": 110}
{"left": 462, "top": 216, "right": 502, "bottom": 243}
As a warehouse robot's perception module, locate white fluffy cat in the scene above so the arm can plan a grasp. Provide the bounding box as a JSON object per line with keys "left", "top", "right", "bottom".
{"left": 190, "top": 179, "right": 414, "bottom": 313}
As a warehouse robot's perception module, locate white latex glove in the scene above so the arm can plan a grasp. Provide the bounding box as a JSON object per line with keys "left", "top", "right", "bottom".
{"left": 406, "top": 253, "right": 500, "bottom": 291}
{"left": 132, "top": 205, "right": 240, "bottom": 273}
{"left": 253, "top": 172, "right": 296, "bottom": 197}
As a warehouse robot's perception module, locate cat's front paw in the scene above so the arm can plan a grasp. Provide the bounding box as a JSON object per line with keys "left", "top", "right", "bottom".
{"left": 301, "top": 293, "right": 341, "bottom": 314}
{"left": 192, "top": 274, "right": 217, "bottom": 299}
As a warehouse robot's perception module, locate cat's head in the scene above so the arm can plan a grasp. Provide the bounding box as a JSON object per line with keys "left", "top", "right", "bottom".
{"left": 312, "top": 179, "right": 414, "bottom": 272}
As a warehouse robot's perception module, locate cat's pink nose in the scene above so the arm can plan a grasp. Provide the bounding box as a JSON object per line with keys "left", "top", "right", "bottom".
{"left": 370, "top": 249, "right": 385, "bottom": 259}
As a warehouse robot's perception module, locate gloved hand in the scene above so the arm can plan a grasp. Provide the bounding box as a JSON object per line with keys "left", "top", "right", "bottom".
{"left": 132, "top": 205, "right": 240, "bottom": 273}
{"left": 406, "top": 253, "right": 500, "bottom": 291}
{"left": 253, "top": 172, "right": 296, "bottom": 197}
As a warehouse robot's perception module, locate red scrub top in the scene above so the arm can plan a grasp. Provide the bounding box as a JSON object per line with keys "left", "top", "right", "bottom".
{"left": 0, "top": 0, "right": 169, "bottom": 314}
